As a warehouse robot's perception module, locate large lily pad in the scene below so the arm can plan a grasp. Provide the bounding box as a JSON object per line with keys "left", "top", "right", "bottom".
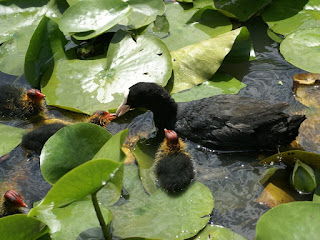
{"left": 42, "top": 31, "right": 172, "bottom": 113}
{"left": 172, "top": 72, "right": 246, "bottom": 102}
{"left": 162, "top": 3, "right": 232, "bottom": 51}
{"left": 109, "top": 165, "right": 214, "bottom": 239}
{"left": 255, "top": 201, "right": 320, "bottom": 239}
{"left": 171, "top": 28, "right": 242, "bottom": 93}
{"left": 59, "top": 0, "right": 132, "bottom": 40}
{"left": 0, "top": 215, "right": 48, "bottom": 240}
{"left": 194, "top": 224, "right": 247, "bottom": 240}
{"left": 0, "top": 0, "right": 65, "bottom": 76}
{"left": 280, "top": 28, "right": 320, "bottom": 74}
{"left": 35, "top": 198, "right": 111, "bottom": 240}
{"left": 0, "top": 123, "right": 28, "bottom": 157}
{"left": 262, "top": 0, "right": 320, "bottom": 36}
{"left": 214, "top": 0, "right": 271, "bottom": 22}
{"left": 29, "top": 159, "right": 122, "bottom": 215}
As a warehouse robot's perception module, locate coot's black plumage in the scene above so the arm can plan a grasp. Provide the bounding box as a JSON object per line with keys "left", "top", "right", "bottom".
{"left": 116, "top": 82, "right": 306, "bottom": 151}
{"left": 21, "top": 111, "right": 116, "bottom": 154}
{"left": 0, "top": 190, "right": 28, "bottom": 217}
{"left": 155, "top": 129, "right": 195, "bottom": 193}
{"left": 0, "top": 85, "right": 45, "bottom": 119}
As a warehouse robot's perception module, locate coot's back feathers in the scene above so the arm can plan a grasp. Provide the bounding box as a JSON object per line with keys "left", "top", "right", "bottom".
{"left": 0, "top": 85, "right": 45, "bottom": 119}
{"left": 116, "top": 82, "right": 306, "bottom": 151}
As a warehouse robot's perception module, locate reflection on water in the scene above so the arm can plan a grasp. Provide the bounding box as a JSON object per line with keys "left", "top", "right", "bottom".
{"left": 0, "top": 17, "right": 316, "bottom": 240}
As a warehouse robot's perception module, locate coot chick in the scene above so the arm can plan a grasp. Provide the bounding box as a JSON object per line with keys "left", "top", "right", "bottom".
{"left": 21, "top": 111, "right": 116, "bottom": 154}
{"left": 0, "top": 190, "right": 28, "bottom": 217}
{"left": 155, "top": 129, "right": 195, "bottom": 193}
{"left": 116, "top": 82, "right": 306, "bottom": 151}
{"left": 0, "top": 85, "right": 45, "bottom": 119}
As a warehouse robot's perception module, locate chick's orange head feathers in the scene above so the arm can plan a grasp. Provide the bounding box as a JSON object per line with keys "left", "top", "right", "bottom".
{"left": 92, "top": 110, "right": 117, "bottom": 120}
{"left": 27, "top": 89, "right": 45, "bottom": 100}
{"left": 4, "top": 190, "right": 27, "bottom": 207}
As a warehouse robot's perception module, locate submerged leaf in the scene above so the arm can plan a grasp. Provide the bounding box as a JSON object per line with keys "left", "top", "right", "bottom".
{"left": 291, "top": 160, "right": 316, "bottom": 194}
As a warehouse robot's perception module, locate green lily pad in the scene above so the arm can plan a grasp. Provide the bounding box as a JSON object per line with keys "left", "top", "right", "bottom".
{"left": 193, "top": 0, "right": 215, "bottom": 9}
{"left": 0, "top": 123, "right": 28, "bottom": 157}
{"left": 40, "top": 123, "right": 112, "bottom": 184}
{"left": 313, "top": 186, "right": 320, "bottom": 203}
{"left": 162, "top": 3, "right": 232, "bottom": 51}
{"left": 292, "top": 160, "right": 317, "bottom": 194}
{"left": 172, "top": 72, "right": 246, "bottom": 102}
{"left": 280, "top": 28, "right": 320, "bottom": 74}
{"left": 0, "top": 0, "right": 65, "bottom": 76}
{"left": 35, "top": 198, "right": 111, "bottom": 240}
{"left": 120, "top": 0, "right": 165, "bottom": 29}
{"left": 60, "top": 0, "right": 132, "bottom": 40}
{"left": 0, "top": 215, "right": 49, "bottom": 240}
{"left": 255, "top": 201, "right": 320, "bottom": 239}
{"left": 42, "top": 31, "right": 172, "bottom": 114}
{"left": 194, "top": 224, "right": 247, "bottom": 240}
{"left": 171, "top": 28, "right": 242, "bottom": 93}
{"left": 140, "top": 15, "right": 170, "bottom": 38}
{"left": 260, "top": 150, "right": 320, "bottom": 171}
{"left": 29, "top": 159, "right": 122, "bottom": 215}
{"left": 109, "top": 165, "right": 214, "bottom": 239}
{"left": 262, "top": 0, "right": 320, "bottom": 36}
{"left": 214, "top": 0, "right": 271, "bottom": 22}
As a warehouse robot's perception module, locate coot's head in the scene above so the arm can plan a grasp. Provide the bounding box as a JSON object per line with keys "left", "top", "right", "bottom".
{"left": 27, "top": 89, "right": 45, "bottom": 102}
{"left": 116, "top": 82, "right": 173, "bottom": 117}
{"left": 3, "top": 190, "right": 27, "bottom": 208}
{"left": 164, "top": 129, "right": 179, "bottom": 145}
{"left": 89, "top": 110, "right": 117, "bottom": 127}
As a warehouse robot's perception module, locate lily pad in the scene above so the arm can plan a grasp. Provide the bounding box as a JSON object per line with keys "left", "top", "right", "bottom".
{"left": 214, "top": 0, "right": 271, "bottom": 22}
{"left": 35, "top": 198, "right": 111, "bottom": 240}
{"left": 119, "top": 0, "right": 165, "bottom": 29}
{"left": 172, "top": 72, "right": 246, "bottom": 102}
{"left": 29, "top": 159, "right": 122, "bottom": 215}
{"left": 140, "top": 15, "right": 170, "bottom": 38}
{"left": 109, "top": 165, "right": 214, "bottom": 239}
{"left": 194, "top": 224, "right": 247, "bottom": 240}
{"left": 0, "top": 0, "right": 65, "bottom": 76}
{"left": 280, "top": 28, "right": 320, "bottom": 74}
{"left": 171, "top": 28, "right": 242, "bottom": 93}
{"left": 162, "top": 3, "right": 232, "bottom": 51}
{"left": 255, "top": 201, "right": 320, "bottom": 239}
{"left": 260, "top": 150, "right": 320, "bottom": 171}
{"left": 291, "top": 160, "right": 317, "bottom": 194}
{"left": 262, "top": 0, "right": 320, "bottom": 36}
{"left": 0, "top": 123, "right": 28, "bottom": 157}
{"left": 59, "top": 0, "right": 132, "bottom": 40}
{"left": 42, "top": 31, "right": 172, "bottom": 114}
{"left": 0, "top": 215, "right": 49, "bottom": 240}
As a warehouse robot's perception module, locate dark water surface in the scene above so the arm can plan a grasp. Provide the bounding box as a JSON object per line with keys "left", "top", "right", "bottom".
{"left": 0, "top": 17, "right": 314, "bottom": 240}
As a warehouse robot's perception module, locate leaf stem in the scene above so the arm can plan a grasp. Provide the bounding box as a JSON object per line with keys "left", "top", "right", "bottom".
{"left": 91, "top": 193, "right": 112, "bottom": 240}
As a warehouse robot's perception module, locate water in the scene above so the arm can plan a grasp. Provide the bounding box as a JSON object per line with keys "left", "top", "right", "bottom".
{"left": 0, "top": 17, "right": 316, "bottom": 240}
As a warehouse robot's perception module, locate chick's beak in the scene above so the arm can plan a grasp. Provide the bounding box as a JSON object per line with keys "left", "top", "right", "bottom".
{"left": 115, "top": 104, "right": 131, "bottom": 117}
{"left": 107, "top": 113, "right": 117, "bottom": 120}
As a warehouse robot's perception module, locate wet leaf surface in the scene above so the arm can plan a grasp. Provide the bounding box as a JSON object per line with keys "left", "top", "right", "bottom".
{"left": 194, "top": 224, "right": 247, "bottom": 240}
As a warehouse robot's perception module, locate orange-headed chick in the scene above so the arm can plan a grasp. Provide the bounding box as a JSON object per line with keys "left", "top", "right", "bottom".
{"left": 0, "top": 85, "right": 45, "bottom": 119}
{"left": 154, "top": 129, "right": 195, "bottom": 193}
{"left": 0, "top": 190, "right": 28, "bottom": 217}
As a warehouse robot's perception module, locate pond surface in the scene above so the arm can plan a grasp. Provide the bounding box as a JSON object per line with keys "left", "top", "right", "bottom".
{"left": 0, "top": 17, "right": 316, "bottom": 240}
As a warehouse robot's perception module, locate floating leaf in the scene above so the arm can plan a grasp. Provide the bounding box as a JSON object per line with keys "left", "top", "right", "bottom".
{"left": 0, "top": 123, "right": 28, "bottom": 157}
{"left": 36, "top": 198, "right": 111, "bottom": 240}
{"left": 42, "top": 31, "right": 172, "bottom": 113}
{"left": 172, "top": 72, "right": 246, "bottom": 102}
{"left": 162, "top": 3, "right": 232, "bottom": 51}
{"left": 255, "top": 201, "right": 320, "bottom": 240}
{"left": 291, "top": 160, "right": 316, "bottom": 194}
{"left": 255, "top": 183, "right": 295, "bottom": 208}
{"left": 261, "top": 150, "right": 320, "bottom": 171}
{"left": 0, "top": 215, "right": 48, "bottom": 240}
{"left": 59, "top": 0, "right": 132, "bottom": 40}
{"left": 262, "top": 0, "right": 320, "bottom": 36}
{"left": 140, "top": 15, "right": 170, "bottom": 38}
{"left": 171, "top": 28, "right": 242, "bottom": 93}
{"left": 109, "top": 165, "right": 214, "bottom": 239}
{"left": 0, "top": 0, "right": 65, "bottom": 76}
{"left": 313, "top": 185, "right": 320, "bottom": 203}
{"left": 194, "top": 224, "right": 247, "bottom": 240}
{"left": 30, "top": 159, "right": 122, "bottom": 215}
{"left": 214, "top": 0, "right": 271, "bottom": 22}
{"left": 280, "top": 28, "right": 320, "bottom": 74}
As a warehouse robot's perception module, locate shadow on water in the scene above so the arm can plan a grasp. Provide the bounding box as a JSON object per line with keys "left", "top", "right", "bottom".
{"left": 0, "top": 16, "right": 314, "bottom": 240}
